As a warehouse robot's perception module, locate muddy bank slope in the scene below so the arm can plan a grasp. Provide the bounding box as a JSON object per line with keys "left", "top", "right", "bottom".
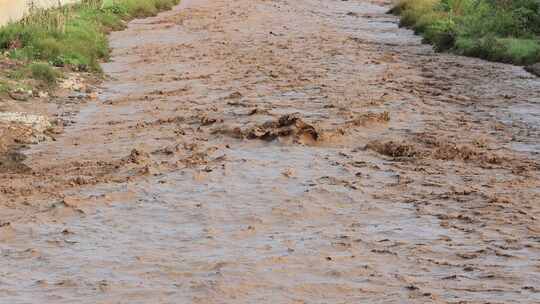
{"left": 1, "top": 0, "right": 539, "bottom": 303}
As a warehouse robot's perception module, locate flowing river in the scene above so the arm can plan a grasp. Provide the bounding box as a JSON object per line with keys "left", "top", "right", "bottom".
{"left": 1, "top": 0, "right": 539, "bottom": 303}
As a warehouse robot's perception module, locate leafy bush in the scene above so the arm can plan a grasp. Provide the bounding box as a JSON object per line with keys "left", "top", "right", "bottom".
{"left": 392, "top": 0, "right": 540, "bottom": 65}
{"left": 0, "top": 0, "right": 180, "bottom": 80}
{"left": 423, "top": 17, "right": 456, "bottom": 50}
{"left": 29, "top": 63, "right": 61, "bottom": 85}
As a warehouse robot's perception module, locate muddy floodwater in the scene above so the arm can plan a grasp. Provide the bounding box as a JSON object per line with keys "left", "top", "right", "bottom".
{"left": 1, "top": 0, "right": 540, "bottom": 303}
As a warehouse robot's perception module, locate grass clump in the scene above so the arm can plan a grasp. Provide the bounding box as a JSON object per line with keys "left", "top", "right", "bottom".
{"left": 3, "top": 62, "right": 62, "bottom": 87}
{"left": 391, "top": 0, "right": 540, "bottom": 65}
{"left": 0, "top": 81, "right": 10, "bottom": 94}
{"left": 0, "top": 0, "right": 180, "bottom": 83}
{"left": 29, "top": 63, "right": 61, "bottom": 85}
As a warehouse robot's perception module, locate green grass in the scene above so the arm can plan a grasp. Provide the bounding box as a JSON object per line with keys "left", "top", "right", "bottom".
{"left": 0, "top": 81, "right": 10, "bottom": 94}
{"left": 30, "top": 63, "right": 61, "bottom": 85}
{"left": 0, "top": 0, "right": 180, "bottom": 80}
{"left": 2, "top": 62, "right": 62, "bottom": 88}
{"left": 391, "top": 0, "right": 540, "bottom": 65}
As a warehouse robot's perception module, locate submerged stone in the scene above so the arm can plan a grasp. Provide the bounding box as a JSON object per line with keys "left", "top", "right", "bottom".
{"left": 525, "top": 63, "right": 540, "bottom": 77}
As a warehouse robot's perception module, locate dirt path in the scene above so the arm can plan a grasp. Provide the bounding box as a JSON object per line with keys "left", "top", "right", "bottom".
{"left": 1, "top": 0, "right": 540, "bottom": 303}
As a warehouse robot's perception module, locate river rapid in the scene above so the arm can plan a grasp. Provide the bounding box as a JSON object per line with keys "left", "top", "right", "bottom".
{"left": 1, "top": 0, "right": 539, "bottom": 303}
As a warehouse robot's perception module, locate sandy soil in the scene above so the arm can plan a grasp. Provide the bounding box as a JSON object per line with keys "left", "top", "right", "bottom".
{"left": 1, "top": 0, "right": 540, "bottom": 303}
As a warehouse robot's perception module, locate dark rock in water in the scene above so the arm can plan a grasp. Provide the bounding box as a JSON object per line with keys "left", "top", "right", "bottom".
{"left": 0, "top": 151, "right": 31, "bottom": 174}
{"left": 525, "top": 63, "right": 540, "bottom": 77}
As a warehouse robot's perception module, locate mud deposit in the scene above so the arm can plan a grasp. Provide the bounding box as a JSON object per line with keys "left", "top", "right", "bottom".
{"left": 1, "top": 0, "right": 540, "bottom": 303}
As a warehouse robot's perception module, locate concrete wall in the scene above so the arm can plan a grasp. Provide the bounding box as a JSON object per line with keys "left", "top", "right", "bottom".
{"left": 0, "top": 0, "right": 79, "bottom": 26}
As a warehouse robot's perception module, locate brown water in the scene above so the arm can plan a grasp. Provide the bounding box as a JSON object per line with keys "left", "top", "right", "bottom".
{"left": 1, "top": 0, "right": 540, "bottom": 303}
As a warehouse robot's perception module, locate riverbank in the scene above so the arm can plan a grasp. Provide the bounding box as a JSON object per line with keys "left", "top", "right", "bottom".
{"left": 390, "top": 0, "right": 540, "bottom": 69}
{"left": 0, "top": 0, "right": 180, "bottom": 161}
{"left": 0, "top": 0, "right": 181, "bottom": 74}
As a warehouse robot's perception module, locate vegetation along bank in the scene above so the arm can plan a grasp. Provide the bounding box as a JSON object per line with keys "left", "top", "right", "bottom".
{"left": 390, "top": 0, "right": 540, "bottom": 74}
{"left": 0, "top": 0, "right": 180, "bottom": 93}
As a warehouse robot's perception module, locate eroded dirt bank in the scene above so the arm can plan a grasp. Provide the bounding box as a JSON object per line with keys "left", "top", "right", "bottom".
{"left": 1, "top": 0, "right": 540, "bottom": 303}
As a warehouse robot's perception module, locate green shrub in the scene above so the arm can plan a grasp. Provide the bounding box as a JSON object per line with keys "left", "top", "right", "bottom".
{"left": 0, "top": 82, "right": 10, "bottom": 94}
{"left": 29, "top": 63, "right": 61, "bottom": 85}
{"left": 392, "top": 0, "right": 540, "bottom": 65}
{"left": 416, "top": 16, "right": 455, "bottom": 51}
{"left": 154, "top": 0, "right": 178, "bottom": 10}
{"left": 0, "top": 0, "right": 180, "bottom": 74}
{"left": 455, "top": 35, "right": 504, "bottom": 61}
{"left": 122, "top": 0, "right": 158, "bottom": 17}
{"left": 500, "top": 38, "right": 540, "bottom": 64}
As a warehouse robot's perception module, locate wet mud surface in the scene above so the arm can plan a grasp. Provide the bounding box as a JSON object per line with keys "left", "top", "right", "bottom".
{"left": 1, "top": 0, "right": 540, "bottom": 303}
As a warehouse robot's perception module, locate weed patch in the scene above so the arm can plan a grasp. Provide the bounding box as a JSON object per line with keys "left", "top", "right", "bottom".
{"left": 29, "top": 63, "right": 61, "bottom": 85}
{"left": 391, "top": 0, "right": 540, "bottom": 65}
{"left": 0, "top": 0, "right": 180, "bottom": 89}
